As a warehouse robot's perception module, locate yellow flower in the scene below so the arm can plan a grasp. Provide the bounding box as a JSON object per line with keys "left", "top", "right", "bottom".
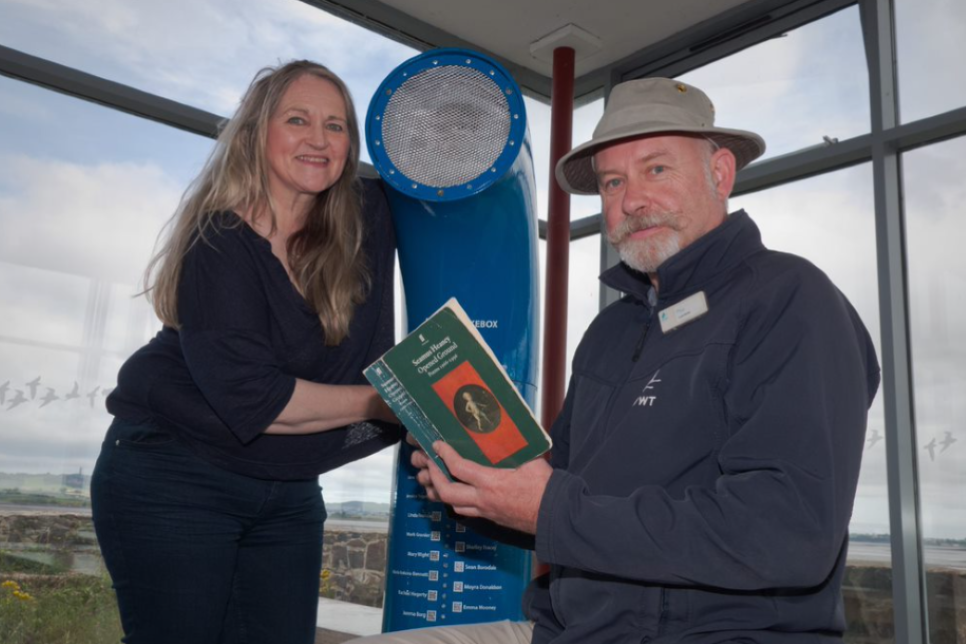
{"left": 321, "top": 570, "right": 331, "bottom": 580}
{"left": 2, "top": 580, "right": 20, "bottom": 590}
{"left": 13, "top": 590, "right": 33, "bottom": 601}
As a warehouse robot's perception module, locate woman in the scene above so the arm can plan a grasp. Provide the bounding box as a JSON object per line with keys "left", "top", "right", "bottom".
{"left": 91, "top": 60, "right": 400, "bottom": 644}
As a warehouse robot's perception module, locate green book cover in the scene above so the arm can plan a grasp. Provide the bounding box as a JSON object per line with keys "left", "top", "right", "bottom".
{"left": 365, "top": 298, "right": 550, "bottom": 481}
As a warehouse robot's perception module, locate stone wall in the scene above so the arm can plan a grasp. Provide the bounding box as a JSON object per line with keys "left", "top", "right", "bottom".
{"left": 0, "top": 513, "right": 92, "bottom": 547}
{"left": 925, "top": 566, "right": 966, "bottom": 643}
{"left": 844, "top": 564, "right": 899, "bottom": 643}
{"left": 844, "top": 563, "right": 966, "bottom": 643}
{"left": 321, "top": 529, "right": 388, "bottom": 608}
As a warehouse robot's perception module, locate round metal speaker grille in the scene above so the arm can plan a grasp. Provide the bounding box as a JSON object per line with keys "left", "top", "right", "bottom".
{"left": 381, "top": 65, "right": 511, "bottom": 188}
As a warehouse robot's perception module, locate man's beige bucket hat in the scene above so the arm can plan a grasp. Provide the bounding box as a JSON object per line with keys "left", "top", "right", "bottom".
{"left": 556, "top": 78, "right": 766, "bottom": 195}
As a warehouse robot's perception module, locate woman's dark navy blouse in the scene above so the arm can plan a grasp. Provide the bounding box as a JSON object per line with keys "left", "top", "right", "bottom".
{"left": 106, "top": 178, "right": 400, "bottom": 480}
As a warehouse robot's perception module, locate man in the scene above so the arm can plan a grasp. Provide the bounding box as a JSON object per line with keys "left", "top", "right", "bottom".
{"left": 354, "top": 78, "right": 880, "bottom": 643}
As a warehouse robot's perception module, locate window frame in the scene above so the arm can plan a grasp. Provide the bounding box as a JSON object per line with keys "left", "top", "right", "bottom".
{"left": 5, "top": 1, "right": 966, "bottom": 641}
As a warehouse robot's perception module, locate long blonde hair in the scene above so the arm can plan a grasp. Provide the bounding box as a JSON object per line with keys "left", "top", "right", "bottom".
{"left": 144, "top": 60, "right": 369, "bottom": 345}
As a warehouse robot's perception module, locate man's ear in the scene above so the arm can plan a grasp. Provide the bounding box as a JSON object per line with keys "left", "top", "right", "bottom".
{"left": 711, "top": 147, "right": 737, "bottom": 201}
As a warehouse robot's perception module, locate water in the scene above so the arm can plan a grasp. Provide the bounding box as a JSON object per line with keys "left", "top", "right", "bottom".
{"left": 848, "top": 541, "right": 966, "bottom": 569}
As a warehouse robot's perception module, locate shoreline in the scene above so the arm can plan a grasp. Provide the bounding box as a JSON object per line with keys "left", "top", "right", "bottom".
{"left": 3, "top": 506, "right": 966, "bottom": 570}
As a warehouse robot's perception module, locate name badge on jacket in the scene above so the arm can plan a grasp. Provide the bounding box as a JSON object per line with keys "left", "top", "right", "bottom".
{"left": 659, "top": 291, "right": 709, "bottom": 333}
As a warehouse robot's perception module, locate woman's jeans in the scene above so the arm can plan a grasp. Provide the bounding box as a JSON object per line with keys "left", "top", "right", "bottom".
{"left": 91, "top": 418, "right": 326, "bottom": 644}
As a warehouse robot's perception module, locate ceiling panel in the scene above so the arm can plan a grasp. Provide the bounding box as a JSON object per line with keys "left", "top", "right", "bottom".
{"left": 377, "top": 0, "right": 752, "bottom": 78}
{"left": 312, "top": 0, "right": 812, "bottom": 98}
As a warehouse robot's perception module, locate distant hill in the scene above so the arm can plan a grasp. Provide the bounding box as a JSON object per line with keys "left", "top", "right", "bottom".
{"left": 851, "top": 532, "right": 966, "bottom": 547}
{"left": 0, "top": 471, "right": 92, "bottom": 497}
{"left": 0, "top": 471, "right": 391, "bottom": 517}
{"left": 326, "top": 500, "right": 391, "bottom": 517}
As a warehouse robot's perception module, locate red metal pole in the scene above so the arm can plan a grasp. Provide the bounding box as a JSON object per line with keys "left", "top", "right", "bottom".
{"left": 540, "top": 46, "right": 575, "bottom": 431}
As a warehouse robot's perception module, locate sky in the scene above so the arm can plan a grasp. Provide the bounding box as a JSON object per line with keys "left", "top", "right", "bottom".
{"left": 0, "top": 0, "right": 964, "bottom": 546}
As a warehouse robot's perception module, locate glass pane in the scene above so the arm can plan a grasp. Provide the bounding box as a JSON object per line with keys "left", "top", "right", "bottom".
{"left": 903, "top": 135, "right": 966, "bottom": 644}
{"left": 316, "top": 447, "right": 392, "bottom": 634}
{"left": 537, "top": 233, "right": 602, "bottom": 411}
{"left": 678, "top": 6, "right": 870, "bottom": 162}
{"left": 0, "top": 75, "right": 210, "bottom": 641}
{"left": 571, "top": 99, "right": 606, "bottom": 220}
{"left": 532, "top": 97, "right": 605, "bottom": 417}
{"left": 566, "top": 234, "right": 601, "bottom": 371}
{"left": 732, "top": 164, "right": 893, "bottom": 643}
{"left": 0, "top": 0, "right": 417, "bottom": 154}
{"left": 896, "top": 0, "right": 966, "bottom": 124}
{"left": 0, "top": 67, "right": 400, "bottom": 638}
{"left": 524, "top": 96, "right": 551, "bottom": 221}
{"left": 527, "top": 94, "right": 605, "bottom": 222}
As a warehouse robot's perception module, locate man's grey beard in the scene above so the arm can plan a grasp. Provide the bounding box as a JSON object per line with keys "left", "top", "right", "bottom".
{"left": 608, "top": 213, "right": 682, "bottom": 274}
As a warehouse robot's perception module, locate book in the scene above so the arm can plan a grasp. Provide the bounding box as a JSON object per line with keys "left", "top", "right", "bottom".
{"left": 365, "top": 298, "right": 550, "bottom": 481}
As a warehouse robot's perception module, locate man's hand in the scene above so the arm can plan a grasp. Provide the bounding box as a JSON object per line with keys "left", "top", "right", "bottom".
{"left": 410, "top": 441, "right": 552, "bottom": 535}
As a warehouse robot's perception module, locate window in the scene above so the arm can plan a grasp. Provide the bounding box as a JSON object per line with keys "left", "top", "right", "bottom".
{"left": 526, "top": 94, "right": 604, "bottom": 223}
{"left": 0, "top": 1, "right": 418, "bottom": 638}
{"left": 534, "top": 96, "right": 604, "bottom": 416}
{"left": 0, "top": 73, "right": 211, "bottom": 464}
{"left": 0, "top": 73, "right": 211, "bottom": 641}
{"left": 679, "top": 6, "right": 870, "bottom": 162}
{"left": 896, "top": 0, "right": 966, "bottom": 124}
{"left": 903, "top": 135, "right": 966, "bottom": 644}
{"left": 732, "top": 164, "right": 893, "bottom": 642}
{"left": 6, "top": 0, "right": 963, "bottom": 640}
{"left": 538, "top": 233, "right": 603, "bottom": 390}
{"left": 571, "top": 98, "right": 606, "bottom": 220}
{"left": 0, "top": 0, "right": 417, "bottom": 134}
{"left": 564, "top": 235, "right": 602, "bottom": 373}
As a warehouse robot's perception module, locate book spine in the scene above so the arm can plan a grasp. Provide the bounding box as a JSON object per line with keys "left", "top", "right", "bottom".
{"left": 364, "top": 359, "right": 454, "bottom": 481}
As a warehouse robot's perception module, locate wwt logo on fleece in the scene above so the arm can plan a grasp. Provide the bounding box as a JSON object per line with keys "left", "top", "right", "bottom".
{"left": 633, "top": 370, "right": 661, "bottom": 407}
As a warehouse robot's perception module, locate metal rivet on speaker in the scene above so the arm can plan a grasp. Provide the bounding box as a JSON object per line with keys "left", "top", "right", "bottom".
{"left": 375, "top": 115, "right": 381, "bottom": 120}
{"left": 505, "top": 88, "right": 513, "bottom": 95}
{"left": 490, "top": 70, "right": 495, "bottom": 75}
{"left": 465, "top": 59, "right": 471, "bottom": 64}
{"left": 389, "top": 169, "right": 395, "bottom": 175}
{"left": 437, "top": 190, "right": 445, "bottom": 197}
{"left": 491, "top": 168, "right": 497, "bottom": 173}
{"left": 509, "top": 140, "right": 515, "bottom": 146}
{"left": 467, "top": 184, "right": 473, "bottom": 190}
{"left": 432, "top": 60, "right": 438, "bottom": 65}
{"left": 412, "top": 183, "right": 418, "bottom": 189}
{"left": 375, "top": 140, "right": 381, "bottom": 146}
{"left": 385, "top": 89, "right": 392, "bottom": 95}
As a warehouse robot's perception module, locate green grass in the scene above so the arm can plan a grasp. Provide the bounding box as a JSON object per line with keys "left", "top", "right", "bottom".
{"left": 0, "top": 490, "right": 91, "bottom": 508}
{"left": 0, "top": 574, "right": 123, "bottom": 644}
{"left": 0, "top": 551, "right": 64, "bottom": 575}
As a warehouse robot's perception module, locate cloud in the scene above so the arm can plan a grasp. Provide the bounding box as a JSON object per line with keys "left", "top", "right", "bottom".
{"left": 895, "top": 0, "right": 966, "bottom": 122}
{"left": 0, "top": 154, "right": 181, "bottom": 283}
{"left": 0, "top": 0, "right": 417, "bottom": 117}
{"left": 320, "top": 447, "right": 399, "bottom": 504}
{"left": 0, "top": 85, "right": 56, "bottom": 123}
{"left": 0, "top": 153, "right": 172, "bottom": 477}
{"left": 0, "top": 339, "right": 117, "bottom": 473}
{"left": 681, "top": 8, "right": 871, "bottom": 160}
{"left": 732, "top": 164, "right": 881, "bottom": 337}
{"left": 0, "top": 262, "right": 91, "bottom": 345}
